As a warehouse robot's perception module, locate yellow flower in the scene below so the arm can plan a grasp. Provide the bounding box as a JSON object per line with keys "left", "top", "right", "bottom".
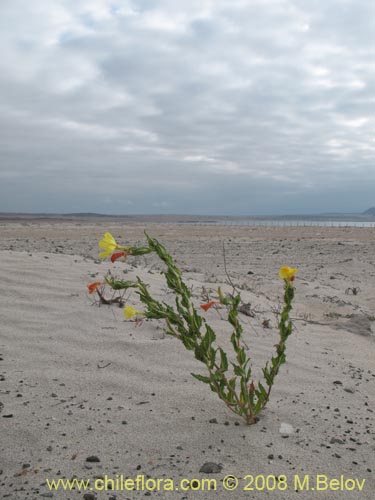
{"left": 98, "top": 232, "right": 124, "bottom": 258}
{"left": 124, "top": 305, "right": 144, "bottom": 320}
{"left": 279, "top": 266, "right": 297, "bottom": 281}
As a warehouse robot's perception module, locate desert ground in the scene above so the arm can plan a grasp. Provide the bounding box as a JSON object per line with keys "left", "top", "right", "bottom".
{"left": 0, "top": 218, "right": 374, "bottom": 500}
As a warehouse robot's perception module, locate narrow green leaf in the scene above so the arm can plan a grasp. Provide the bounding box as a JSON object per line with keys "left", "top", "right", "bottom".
{"left": 219, "top": 348, "right": 228, "bottom": 372}
{"left": 258, "top": 382, "right": 268, "bottom": 401}
{"left": 191, "top": 373, "right": 211, "bottom": 384}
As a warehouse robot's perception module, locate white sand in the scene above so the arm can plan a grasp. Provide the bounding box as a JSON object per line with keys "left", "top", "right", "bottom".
{"left": 0, "top": 221, "right": 374, "bottom": 499}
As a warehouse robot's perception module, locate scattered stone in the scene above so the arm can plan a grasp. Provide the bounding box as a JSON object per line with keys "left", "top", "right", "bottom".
{"left": 209, "top": 418, "right": 218, "bottom": 424}
{"left": 199, "top": 462, "right": 222, "bottom": 474}
{"left": 262, "top": 319, "right": 271, "bottom": 329}
{"left": 344, "top": 387, "right": 355, "bottom": 394}
{"left": 40, "top": 493, "right": 54, "bottom": 498}
{"left": 238, "top": 303, "right": 255, "bottom": 318}
{"left": 83, "top": 494, "right": 96, "bottom": 500}
{"left": 86, "top": 456, "right": 100, "bottom": 463}
{"left": 333, "top": 380, "right": 343, "bottom": 385}
{"left": 2, "top": 414, "right": 13, "bottom": 418}
{"left": 279, "top": 423, "right": 294, "bottom": 437}
{"left": 330, "top": 437, "right": 345, "bottom": 444}
{"left": 267, "top": 454, "right": 274, "bottom": 460}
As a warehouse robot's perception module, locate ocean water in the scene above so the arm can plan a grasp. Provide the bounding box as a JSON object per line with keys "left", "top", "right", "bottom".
{"left": 186, "top": 219, "right": 375, "bottom": 228}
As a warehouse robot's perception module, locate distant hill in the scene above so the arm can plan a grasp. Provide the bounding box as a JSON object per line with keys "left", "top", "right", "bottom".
{"left": 363, "top": 207, "right": 375, "bottom": 216}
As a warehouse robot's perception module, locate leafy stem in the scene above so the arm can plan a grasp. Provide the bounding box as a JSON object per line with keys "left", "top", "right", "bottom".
{"left": 105, "top": 231, "right": 297, "bottom": 425}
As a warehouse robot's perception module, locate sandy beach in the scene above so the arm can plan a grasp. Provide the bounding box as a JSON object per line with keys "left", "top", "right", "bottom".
{"left": 1, "top": 218, "right": 374, "bottom": 500}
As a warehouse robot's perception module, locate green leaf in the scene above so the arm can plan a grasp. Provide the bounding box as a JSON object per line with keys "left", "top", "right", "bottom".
{"left": 237, "top": 348, "right": 246, "bottom": 365}
{"left": 205, "top": 324, "right": 216, "bottom": 344}
{"left": 228, "top": 377, "right": 237, "bottom": 392}
{"left": 106, "top": 278, "right": 138, "bottom": 290}
{"left": 232, "top": 364, "right": 244, "bottom": 377}
{"left": 130, "top": 246, "right": 151, "bottom": 256}
{"left": 230, "top": 332, "right": 238, "bottom": 350}
{"left": 254, "top": 398, "right": 263, "bottom": 414}
{"left": 191, "top": 373, "right": 211, "bottom": 384}
{"left": 257, "top": 382, "right": 268, "bottom": 401}
{"left": 219, "top": 348, "right": 228, "bottom": 371}
{"left": 181, "top": 336, "right": 195, "bottom": 350}
{"left": 194, "top": 344, "right": 206, "bottom": 362}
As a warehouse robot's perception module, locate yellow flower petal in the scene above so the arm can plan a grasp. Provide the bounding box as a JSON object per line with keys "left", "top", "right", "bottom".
{"left": 279, "top": 266, "right": 297, "bottom": 280}
{"left": 99, "top": 249, "right": 113, "bottom": 258}
{"left": 124, "top": 305, "right": 143, "bottom": 320}
{"left": 98, "top": 232, "right": 124, "bottom": 258}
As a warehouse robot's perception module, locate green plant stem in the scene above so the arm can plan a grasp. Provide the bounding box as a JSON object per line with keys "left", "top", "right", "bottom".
{"left": 105, "top": 233, "right": 296, "bottom": 425}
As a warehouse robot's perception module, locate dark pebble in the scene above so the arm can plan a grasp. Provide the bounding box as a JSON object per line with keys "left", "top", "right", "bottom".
{"left": 199, "top": 462, "right": 222, "bottom": 474}
{"left": 330, "top": 437, "right": 345, "bottom": 444}
{"left": 86, "top": 456, "right": 100, "bottom": 463}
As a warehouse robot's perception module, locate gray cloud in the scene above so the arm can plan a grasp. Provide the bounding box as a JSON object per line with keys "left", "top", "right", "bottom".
{"left": 0, "top": 0, "right": 373, "bottom": 214}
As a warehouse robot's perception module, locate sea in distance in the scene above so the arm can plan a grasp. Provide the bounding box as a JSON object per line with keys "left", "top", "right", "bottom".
{"left": 189, "top": 217, "right": 375, "bottom": 228}
{"left": 0, "top": 212, "right": 374, "bottom": 228}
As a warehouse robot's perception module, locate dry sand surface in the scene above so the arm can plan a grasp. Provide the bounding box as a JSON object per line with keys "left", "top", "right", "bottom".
{"left": 0, "top": 219, "right": 374, "bottom": 500}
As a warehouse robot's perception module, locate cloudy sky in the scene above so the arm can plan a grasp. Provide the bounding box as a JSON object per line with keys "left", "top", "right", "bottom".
{"left": 0, "top": 0, "right": 373, "bottom": 215}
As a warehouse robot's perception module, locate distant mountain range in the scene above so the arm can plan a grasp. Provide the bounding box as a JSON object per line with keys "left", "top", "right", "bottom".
{"left": 363, "top": 207, "right": 375, "bottom": 216}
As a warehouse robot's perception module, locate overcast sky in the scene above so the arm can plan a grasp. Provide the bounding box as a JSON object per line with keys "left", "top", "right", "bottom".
{"left": 0, "top": 0, "right": 373, "bottom": 215}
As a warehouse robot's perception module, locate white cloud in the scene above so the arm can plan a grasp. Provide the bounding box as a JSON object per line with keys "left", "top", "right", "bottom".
{"left": 0, "top": 0, "right": 373, "bottom": 214}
